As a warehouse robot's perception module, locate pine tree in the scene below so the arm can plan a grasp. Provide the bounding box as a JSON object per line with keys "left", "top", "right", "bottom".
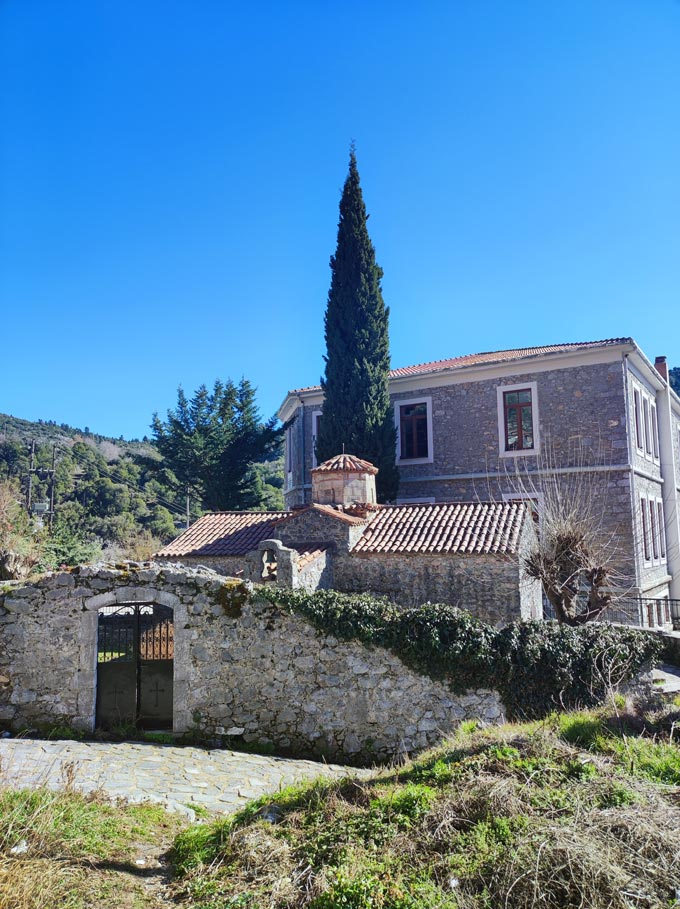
{"left": 151, "top": 378, "right": 282, "bottom": 511}
{"left": 315, "top": 148, "right": 399, "bottom": 502}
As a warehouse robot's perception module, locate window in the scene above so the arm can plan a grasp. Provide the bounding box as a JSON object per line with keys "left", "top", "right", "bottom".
{"left": 497, "top": 382, "right": 539, "bottom": 457}
{"left": 641, "top": 497, "right": 650, "bottom": 561}
{"left": 285, "top": 426, "right": 293, "bottom": 473}
{"left": 651, "top": 404, "right": 659, "bottom": 459}
{"left": 650, "top": 503, "right": 659, "bottom": 559}
{"left": 395, "top": 397, "right": 433, "bottom": 464}
{"left": 657, "top": 500, "right": 666, "bottom": 559}
{"left": 503, "top": 389, "right": 534, "bottom": 451}
{"left": 643, "top": 398, "right": 652, "bottom": 455}
{"left": 311, "top": 411, "right": 322, "bottom": 467}
{"left": 633, "top": 389, "right": 643, "bottom": 450}
{"left": 400, "top": 403, "right": 428, "bottom": 459}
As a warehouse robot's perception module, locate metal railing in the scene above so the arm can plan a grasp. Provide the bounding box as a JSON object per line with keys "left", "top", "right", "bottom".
{"left": 543, "top": 596, "right": 680, "bottom": 630}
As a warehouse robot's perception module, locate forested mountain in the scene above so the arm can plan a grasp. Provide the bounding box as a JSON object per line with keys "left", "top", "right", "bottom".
{"left": 0, "top": 410, "right": 284, "bottom": 576}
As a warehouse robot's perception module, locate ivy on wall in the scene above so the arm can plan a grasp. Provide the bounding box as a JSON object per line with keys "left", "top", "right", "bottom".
{"left": 261, "top": 588, "right": 661, "bottom": 719}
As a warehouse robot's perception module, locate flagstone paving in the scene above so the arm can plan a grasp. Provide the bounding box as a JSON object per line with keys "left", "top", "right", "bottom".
{"left": 0, "top": 739, "right": 365, "bottom": 819}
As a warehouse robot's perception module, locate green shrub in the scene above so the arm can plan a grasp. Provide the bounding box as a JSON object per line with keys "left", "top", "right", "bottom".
{"left": 599, "top": 736, "right": 680, "bottom": 785}
{"left": 494, "top": 620, "right": 660, "bottom": 719}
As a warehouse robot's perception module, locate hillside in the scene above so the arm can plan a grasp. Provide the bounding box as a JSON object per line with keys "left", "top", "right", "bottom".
{"left": 0, "top": 410, "right": 284, "bottom": 572}
{"left": 0, "top": 411, "right": 156, "bottom": 462}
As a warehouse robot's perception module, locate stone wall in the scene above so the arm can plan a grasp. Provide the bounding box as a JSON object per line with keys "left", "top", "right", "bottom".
{"left": 277, "top": 507, "right": 367, "bottom": 552}
{"left": 334, "top": 552, "right": 540, "bottom": 626}
{"left": 0, "top": 563, "right": 504, "bottom": 760}
{"left": 187, "top": 593, "right": 503, "bottom": 760}
{"left": 157, "top": 554, "right": 244, "bottom": 577}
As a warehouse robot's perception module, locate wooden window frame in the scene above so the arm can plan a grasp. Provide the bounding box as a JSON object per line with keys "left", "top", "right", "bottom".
{"left": 497, "top": 381, "right": 539, "bottom": 458}
{"left": 502, "top": 389, "right": 534, "bottom": 452}
{"left": 400, "top": 403, "right": 429, "bottom": 460}
{"left": 394, "top": 397, "right": 434, "bottom": 465}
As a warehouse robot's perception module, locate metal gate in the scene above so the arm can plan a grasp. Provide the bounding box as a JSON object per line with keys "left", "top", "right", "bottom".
{"left": 96, "top": 603, "right": 174, "bottom": 729}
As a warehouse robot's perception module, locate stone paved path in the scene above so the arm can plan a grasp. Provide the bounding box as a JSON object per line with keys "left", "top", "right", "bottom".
{"left": 0, "top": 739, "right": 364, "bottom": 819}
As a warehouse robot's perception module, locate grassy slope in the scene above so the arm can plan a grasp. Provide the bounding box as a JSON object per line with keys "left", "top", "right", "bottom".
{"left": 171, "top": 703, "right": 680, "bottom": 909}
{"left": 0, "top": 789, "right": 182, "bottom": 909}
{"left": 2, "top": 703, "right": 680, "bottom": 909}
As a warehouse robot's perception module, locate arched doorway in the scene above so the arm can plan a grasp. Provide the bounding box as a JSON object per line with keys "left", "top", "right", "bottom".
{"left": 96, "top": 602, "right": 174, "bottom": 729}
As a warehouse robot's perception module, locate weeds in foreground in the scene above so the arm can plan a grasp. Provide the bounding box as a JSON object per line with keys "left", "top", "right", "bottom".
{"left": 170, "top": 706, "right": 680, "bottom": 909}
{"left": 0, "top": 787, "right": 176, "bottom": 909}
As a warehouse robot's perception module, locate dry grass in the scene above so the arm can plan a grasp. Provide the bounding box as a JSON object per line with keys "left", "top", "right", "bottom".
{"left": 171, "top": 713, "right": 680, "bottom": 909}
{"left": 0, "top": 779, "right": 178, "bottom": 909}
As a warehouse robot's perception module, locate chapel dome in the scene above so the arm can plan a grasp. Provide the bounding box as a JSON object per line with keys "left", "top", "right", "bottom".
{"left": 311, "top": 453, "right": 378, "bottom": 505}
{"left": 312, "top": 453, "right": 378, "bottom": 475}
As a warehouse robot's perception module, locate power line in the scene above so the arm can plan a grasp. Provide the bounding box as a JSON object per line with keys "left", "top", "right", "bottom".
{"left": 59, "top": 443, "right": 189, "bottom": 518}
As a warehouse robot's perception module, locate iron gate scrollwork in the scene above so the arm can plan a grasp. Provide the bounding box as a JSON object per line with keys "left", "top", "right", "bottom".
{"left": 96, "top": 603, "right": 174, "bottom": 729}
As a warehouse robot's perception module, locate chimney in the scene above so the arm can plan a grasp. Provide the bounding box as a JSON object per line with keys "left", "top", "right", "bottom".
{"left": 655, "top": 356, "right": 668, "bottom": 382}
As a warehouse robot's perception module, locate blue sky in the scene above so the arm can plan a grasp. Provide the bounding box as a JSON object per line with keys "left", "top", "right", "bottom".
{"left": 1, "top": 0, "right": 678, "bottom": 440}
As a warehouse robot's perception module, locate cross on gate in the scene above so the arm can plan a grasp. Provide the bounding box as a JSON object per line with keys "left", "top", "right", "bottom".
{"left": 109, "top": 683, "right": 126, "bottom": 708}
{"left": 149, "top": 681, "right": 165, "bottom": 708}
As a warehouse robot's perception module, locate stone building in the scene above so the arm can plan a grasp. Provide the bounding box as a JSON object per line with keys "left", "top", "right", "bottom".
{"left": 278, "top": 338, "right": 680, "bottom": 621}
{"left": 157, "top": 454, "right": 542, "bottom": 626}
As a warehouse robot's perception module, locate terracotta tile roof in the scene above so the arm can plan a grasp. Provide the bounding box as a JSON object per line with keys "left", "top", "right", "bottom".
{"left": 312, "top": 453, "right": 378, "bottom": 475}
{"left": 295, "top": 543, "right": 330, "bottom": 569}
{"left": 301, "top": 503, "right": 370, "bottom": 525}
{"left": 155, "top": 512, "right": 291, "bottom": 558}
{"left": 351, "top": 502, "right": 530, "bottom": 555}
{"left": 288, "top": 338, "right": 632, "bottom": 394}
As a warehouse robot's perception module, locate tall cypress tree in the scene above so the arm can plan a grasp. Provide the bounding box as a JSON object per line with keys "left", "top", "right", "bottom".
{"left": 315, "top": 148, "right": 399, "bottom": 502}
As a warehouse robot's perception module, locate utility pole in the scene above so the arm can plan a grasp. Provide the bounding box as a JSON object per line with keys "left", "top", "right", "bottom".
{"left": 186, "top": 487, "right": 190, "bottom": 529}
{"left": 26, "top": 440, "right": 35, "bottom": 515}
{"left": 25, "top": 441, "right": 57, "bottom": 529}
{"left": 48, "top": 445, "right": 57, "bottom": 530}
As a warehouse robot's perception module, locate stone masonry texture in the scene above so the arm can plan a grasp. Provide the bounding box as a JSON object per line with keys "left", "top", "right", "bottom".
{"left": 0, "top": 562, "right": 504, "bottom": 761}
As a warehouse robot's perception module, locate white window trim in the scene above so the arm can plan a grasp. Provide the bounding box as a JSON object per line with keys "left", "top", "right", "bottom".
{"left": 644, "top": 495, "right": 667, "bottom": 565}
{"left": 394, "top": 396, "right": 434, "bottom": 465}
{"left": 651, "top": 404, "right": 659, "bottom": 461}
{"left": 633, "top": 388, "right": 644, "bottom": 452}
{"left": 632, "top": 380, "right": 660, "bottom": 463}
{"left": 640, "top": 496, "right": 653, "bottom": 565}
{"left": 396, "top": 496, "right": 435, "bottom": 505}
{"left": 649, "top": 497, "right": 659, "bottom": 560}
{"left": 311, "top": 410, "right": 322, "bottom": 468}
{"left": 285, "top": 426, "right": 294, "bottom": 491}
{"left": 497, "top": 381, "right": 540, "bottom": 458}
{"left": 656, "top": 497, "right": 666, "bottom": 561}
{"left": 643, "top": 397, "right": 652, "bottom": 456}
